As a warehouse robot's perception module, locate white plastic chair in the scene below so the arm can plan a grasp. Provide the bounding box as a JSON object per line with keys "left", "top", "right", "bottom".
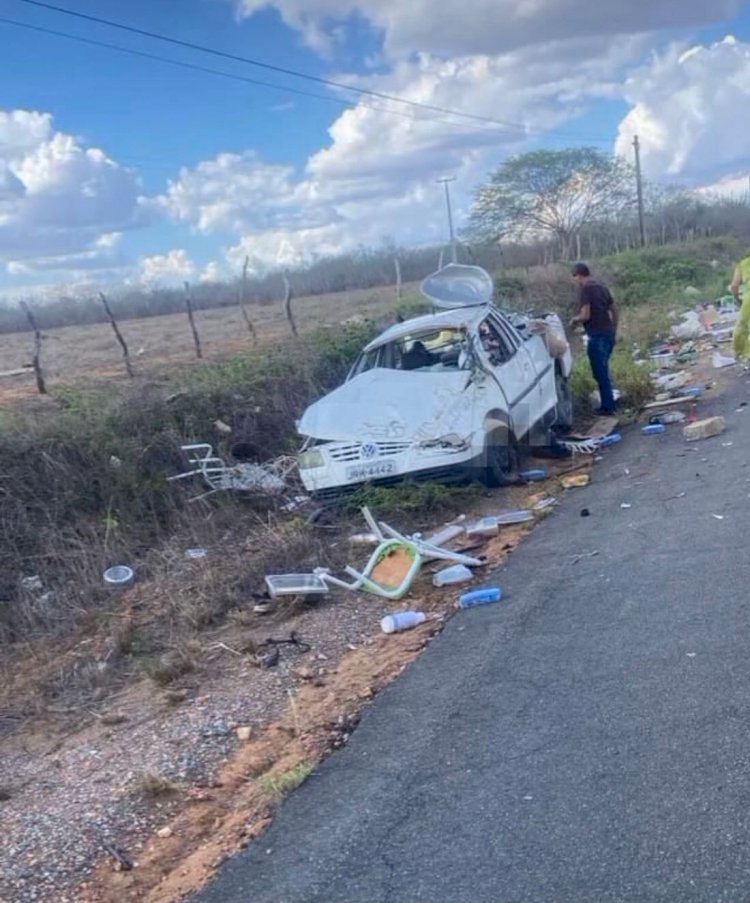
{"left": 168, "top": 443, "right": 289, "bottom": 502}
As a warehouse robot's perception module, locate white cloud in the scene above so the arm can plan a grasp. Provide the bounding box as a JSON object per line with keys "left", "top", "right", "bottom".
{"left": 0, "top": 109, "right": 151, "bottom": 274}
{"left": 136, "top": 249, "right": 197, "bottom": 286}
{"left": 159, "top": 36, "right": 645, "bottom": 271}
{"left": 232, "top": 0, "right": 738, "bottom": 58}
{"left": 615, "top": 36, "right": 750, "bottom": 184}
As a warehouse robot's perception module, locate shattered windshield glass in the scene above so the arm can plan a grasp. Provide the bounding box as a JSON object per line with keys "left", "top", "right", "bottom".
{"left": 349, "top": 328, "right": 469, "bottom": 377}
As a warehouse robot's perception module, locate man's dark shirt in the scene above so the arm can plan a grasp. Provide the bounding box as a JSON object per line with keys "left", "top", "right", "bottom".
{"left": 580, "top": 280, "right": 615, "bottom": 336}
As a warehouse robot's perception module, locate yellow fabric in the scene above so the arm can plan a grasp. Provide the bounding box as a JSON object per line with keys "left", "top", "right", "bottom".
{"left": 734, "top": 256, "right": 750, "bottom": 358}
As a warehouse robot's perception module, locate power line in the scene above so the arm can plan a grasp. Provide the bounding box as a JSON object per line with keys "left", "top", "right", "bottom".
{"left": 13, "top": 0, "right": 616, "bottom": 144}
{"left": 0, "top": 16, "right": 468, "bottom": 128}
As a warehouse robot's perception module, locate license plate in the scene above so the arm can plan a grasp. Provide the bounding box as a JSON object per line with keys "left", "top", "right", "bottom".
{"left": 345, "top": 460, "right": 396, "bottom": 481}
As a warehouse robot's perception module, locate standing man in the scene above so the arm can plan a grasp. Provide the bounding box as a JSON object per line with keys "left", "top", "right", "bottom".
{"left": 730, "top": 252, "right": 750, "bottom": 361}
{"left": 570, "top": 262, "right": 618, "bottom": 416}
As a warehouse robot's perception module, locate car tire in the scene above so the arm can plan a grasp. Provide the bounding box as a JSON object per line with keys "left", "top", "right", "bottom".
{"left": 484, "top": 427, "right": 521, "bottom": 487}
{"left": 554, "top": 369, "right": 574, "bottom": 431}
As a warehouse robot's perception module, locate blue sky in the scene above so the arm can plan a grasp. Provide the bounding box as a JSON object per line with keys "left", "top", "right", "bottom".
{"left": 1, "top": 0, "right": 750, "bottom": 296}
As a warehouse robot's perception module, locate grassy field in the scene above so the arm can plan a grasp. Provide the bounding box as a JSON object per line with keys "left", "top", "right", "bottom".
{"left": 0, "top": 282, "right": 412, "bottom": 403}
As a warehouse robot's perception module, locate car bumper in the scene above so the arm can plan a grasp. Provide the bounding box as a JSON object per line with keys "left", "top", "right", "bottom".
{"left": 298, "top": 440, "right": 481, "bottom": 499}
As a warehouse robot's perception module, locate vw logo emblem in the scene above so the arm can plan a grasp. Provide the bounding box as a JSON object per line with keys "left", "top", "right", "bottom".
{"left": 360, "top": 442, "right": 380, "bottom": 460}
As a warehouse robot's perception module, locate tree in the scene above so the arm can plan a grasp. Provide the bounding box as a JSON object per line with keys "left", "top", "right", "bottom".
{"left": 466, "top": 148, "right": 635, "bottom": 259}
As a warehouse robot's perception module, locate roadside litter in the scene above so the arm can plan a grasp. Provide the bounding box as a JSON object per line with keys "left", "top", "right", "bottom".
{"left": 301, "top": 507, "right": 481, "bottom": 600}
{"left": 457, "top": 587, "right": 502, "bottom": 608}
{"left": 713, "top": 351, "right": 737, "bottom": 369}
{"left": 185, "top": 548, "right": 208, "bottom": 559}
{"left": 433, "top": 564, "right": 474, "bottom": 587}
{"left": 103, "top": 565, "right": 134, "bottom": 587}
{"left": 642, "top": 424, "right": 666, "bottom": 435}
{"left": 520, "top": 469, "right": 547, "bottom": 482}
{"left": 683, "top": 416, "right": 726, "bottom": 442}
{"left": 168, "top": 443, "right": 294, "bottom": 501}
{"left": 380, "top": 611, "right": 426, "bottom": 633}
{"left": 561, "top": 473, "right": 591, "bottom": 489}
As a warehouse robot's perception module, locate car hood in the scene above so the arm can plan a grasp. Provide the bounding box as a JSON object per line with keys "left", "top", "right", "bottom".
{"left": 298, "top": 368, "right": 476, "bottom": 443}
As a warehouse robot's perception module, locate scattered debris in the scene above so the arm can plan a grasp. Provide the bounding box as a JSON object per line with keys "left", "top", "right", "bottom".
{"left": 580, "top": 508, "right": 591, "bottom": 517}
{"left": 102, "top": 842, "right": 133, "bottom": 872}
{"left": 650, "top": 411, "right": 686, "bottom": 425}
{"left": 620, "top": 503, "right": 632, "bottom": 509}
{"left": 642, "top": 424, "right": 666, "bottom": 435}
{"left": 213, "top": 419, "right": 232, "bottom": 434}
{"left": 236, "top": 726, "right": 253, "bottom": 741}
{"left": 683, "top": 416, "right": 726, "bottom": 442}
{"left": 432, "top": 564, "right": 474, "bottom": 587}
{"left": 457, "top": 587, "right": 502, "bottom": 609}
{"left": 103, "top": 565, "right": 134, "bottom": 587}
{"left": 712, "top": 514, "right": 725, "bottom": 521}
{"left": 185, "top": 548, "right": 208, "bottom": 560}
{"left": 169, "top": 443, "right": 291, "bottom": 501}
{"left": 713, "top": 351, "right": 737, "bottom": 369}
{"left": 561, "top": 473, "right": 590, "bottom": 489}
{"left": 520, "top": 468, "right": 547, "bottom": 482}
{"left": 20, "top": 575, "right": 43, "bottom": 592}
{"left": 570, "top": 550, "right": 599, "bottom": 565}
{"left": 380, "top": 611, "right": 427, "bottom": 633}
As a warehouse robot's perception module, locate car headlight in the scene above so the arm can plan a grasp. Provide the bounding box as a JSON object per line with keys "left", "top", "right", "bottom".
{"left": 298, "top": 448, "right": 325, "bottom": 470}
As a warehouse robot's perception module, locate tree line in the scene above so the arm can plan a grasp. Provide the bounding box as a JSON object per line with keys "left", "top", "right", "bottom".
{"left": 2, "top": 147, "right": 749, "bottom": 335}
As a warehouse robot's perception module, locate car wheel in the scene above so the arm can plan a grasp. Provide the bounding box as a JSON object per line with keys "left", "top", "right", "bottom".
{"left": 554, "top": 369, "right": 574, "bottom": 431}
{"left": 484, "top": 428, "right": 521, "bottom": 487}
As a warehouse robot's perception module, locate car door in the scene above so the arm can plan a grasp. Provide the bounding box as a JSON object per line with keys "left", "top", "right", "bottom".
{"left": 510, "top": 317, "right": 558, "bottom": 418}
{"left": 478, "top": 314, "right": 540, "bottom": 438}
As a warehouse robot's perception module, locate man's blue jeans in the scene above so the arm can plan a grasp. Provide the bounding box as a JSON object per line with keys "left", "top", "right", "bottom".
{"left": 587, "top": 333, "right": 616, "bottom": 413}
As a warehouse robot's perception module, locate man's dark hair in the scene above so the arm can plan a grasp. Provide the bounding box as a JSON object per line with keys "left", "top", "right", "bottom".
{"left": 572, "top": 262, "right": 591, "bottom": 277}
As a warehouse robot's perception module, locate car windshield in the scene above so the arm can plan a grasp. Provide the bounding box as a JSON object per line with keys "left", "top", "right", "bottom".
{"left": 349, "top": 328, "right": 469, "bottom": 378}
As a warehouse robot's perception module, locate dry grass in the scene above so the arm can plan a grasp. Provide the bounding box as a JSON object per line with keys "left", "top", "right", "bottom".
{"left": 253, "top": 760, "right": 315, "bottom": 797}
{"left": 0, "top": 283, "right": 405, "bottom": 403}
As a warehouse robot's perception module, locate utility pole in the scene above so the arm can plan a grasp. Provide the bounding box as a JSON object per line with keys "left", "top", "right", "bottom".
{"left": 437, "top": 176, "right": 457, "bottom": 263}
{"left": 633, "top": 135, "right": 646, "bottom": 248}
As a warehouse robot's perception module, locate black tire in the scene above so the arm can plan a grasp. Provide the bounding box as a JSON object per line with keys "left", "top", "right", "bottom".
{"left": 554, "top": 369, "right": 574, "bottom": 431}
{"left": 484, "top": 428, "right": 521, "bottom": 487}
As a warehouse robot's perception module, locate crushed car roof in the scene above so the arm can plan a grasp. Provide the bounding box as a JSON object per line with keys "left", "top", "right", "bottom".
{"left": 364, "top": 305, "right": 493, "bottom": 352}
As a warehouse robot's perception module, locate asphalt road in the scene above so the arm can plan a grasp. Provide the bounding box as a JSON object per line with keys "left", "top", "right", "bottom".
{"left": 195, "top": 372, "right": 750, "bottom": 903}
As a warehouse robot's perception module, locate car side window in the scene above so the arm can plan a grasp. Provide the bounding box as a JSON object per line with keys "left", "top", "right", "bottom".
{"left": 479, "top": 317, "right": 514, "bottom": 365}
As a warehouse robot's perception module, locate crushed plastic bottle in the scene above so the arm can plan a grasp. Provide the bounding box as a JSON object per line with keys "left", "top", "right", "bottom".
{"left": 642, "top": 423, "right": 666, "bottom": 435}
{"left": 432, "top": 564, "right": 474, "bottom": 587}
{"left": 457, "top": 587, "right": 502, "bottom": 609}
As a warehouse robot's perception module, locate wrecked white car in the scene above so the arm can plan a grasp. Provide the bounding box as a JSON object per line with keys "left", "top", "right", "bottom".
{"left": 297, "top": 264, "right": 572, "bottom": 497}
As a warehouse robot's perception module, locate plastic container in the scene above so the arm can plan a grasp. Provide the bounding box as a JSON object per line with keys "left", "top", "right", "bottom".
{"left": 520, "top": 469, "right": 547, "bottom": 482}
{"left": 380, "top": 611, "right": 426, "bottom": 633}
{"left": 424, "top": 524, "right": 466, "bottom": 547}
{"left": 494, "top": 510, "right": 534, "bottom": 525}
{"left": 458, "top": 587, "right": 502, "bottom": 609}
{"left": 597, "top": 433, "right": 621, "bottom": 447}
{"left": 641, "top": 424, "right": 665, "bottom": 435}
{"left": 103, "top": 565, "right": 134, "bottom": 587}
{"left": 432, "top": 564, "right": 474, "bottom": 587}
{"left": 684, "top": 387, "right": 703, "bottom": 398}
{"left": 265, "top": 573, "right": 330, "bottom": 598}
{"left": 466, "top": 517, "right": 499, "bottom": 538}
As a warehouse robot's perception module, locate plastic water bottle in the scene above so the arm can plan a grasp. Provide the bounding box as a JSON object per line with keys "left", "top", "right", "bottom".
{"left": 520, "top": 469, "right": 547, "bottom": 482}
{"left": 432, "top": 564, "right": 474, "bottom": 587}
{"left": 642, "top": 423, "right": 665, "bottom": 434}
{"left": 457, "top": 587, "right": 502, "bottom": 609}
{"left": 380, "top": 611, "right": 426, "bottom": 633}
{"left": 597, "top": 433, "right": 621, "bottom": 447}
{"left": 685, "top": 387, "right": 703, "bottom": 397}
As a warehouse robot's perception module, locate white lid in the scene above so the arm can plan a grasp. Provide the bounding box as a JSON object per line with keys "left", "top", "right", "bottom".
{"left": 420, "top": 264, "right": 494, "bottom": 309}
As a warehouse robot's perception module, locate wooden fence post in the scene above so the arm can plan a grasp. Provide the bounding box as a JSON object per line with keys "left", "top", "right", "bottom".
{"left": 183, "top": 281, "right": 203, "bottom": 359}
{"left": 99, "top": 292, "right": 134, "bottom": 378}
{"left": 19, "top": 301, "right": 46, "bottom": 395}
{"left": 283, "top": 274, "right": 297, "bottom": 337}
{"left": 238, "top": 256, "right": 257, "bottom": 342}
